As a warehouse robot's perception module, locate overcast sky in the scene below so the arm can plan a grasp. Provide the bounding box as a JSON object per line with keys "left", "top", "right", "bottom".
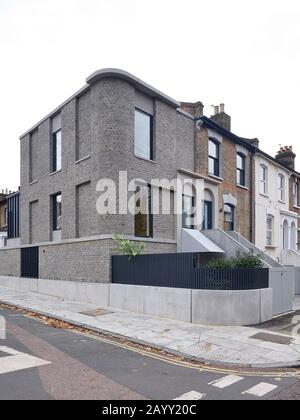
{"left": 1, "top": 0, "right": 300, "bottom": 190}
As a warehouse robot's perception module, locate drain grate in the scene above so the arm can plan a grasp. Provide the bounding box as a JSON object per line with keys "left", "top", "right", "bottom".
{"left": 80, "top": 308, "right": 112, "bottom": 317}
{"left": 250, "top": 332, "right": 293, "bottom": 345}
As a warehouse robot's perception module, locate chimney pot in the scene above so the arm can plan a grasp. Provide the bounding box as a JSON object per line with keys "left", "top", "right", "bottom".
{"left": 210, "top": 103, "right": 231, "bottom": 131}
{"left": 275, "top": 145, "right": 296, "bottom": 170}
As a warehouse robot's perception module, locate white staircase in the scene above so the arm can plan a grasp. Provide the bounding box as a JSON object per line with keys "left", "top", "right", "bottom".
{"left": 203, "top": 229, "right": 283, "bottom": 268}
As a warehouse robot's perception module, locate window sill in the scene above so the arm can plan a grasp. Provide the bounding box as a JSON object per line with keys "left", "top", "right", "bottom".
{"left": 236, "top": 184, "right": 248, "bottom": 191}
{"left": 134, "top": 236, "right": 153, "bottom": 240}
{"left": 278, "top": 200, "right": 286, "bottom": 205}
{"left": 49, "top": 170, "right": 62, "bottom": 177}
{"left": 265, "top": 245, "right": 277, "bottom": 250}
{"left": 28, "top": 180, "right": 38, "bottom": 186}
{"left": 134, "top": 155, "right": 156, "bottom": 164}
{"left": 293, "top": 205, "right": 300, "bottom": 210}
{"left": 75, "top": 155, "right": 90, "bottom": 164}
{"left": 208, "top": 173, "right": 223, "bottom": 182}
{"left": 259, "top": 193, "right": 269, "bottom": 198}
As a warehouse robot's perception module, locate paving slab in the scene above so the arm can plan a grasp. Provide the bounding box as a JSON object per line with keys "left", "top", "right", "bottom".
{"left": 0, "top": 285, "right": 300, "bottom": 368}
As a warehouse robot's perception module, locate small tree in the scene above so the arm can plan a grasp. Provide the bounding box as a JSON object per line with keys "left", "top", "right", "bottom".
{"left": 113, "top": 234, "right": 144, "bottom": 260}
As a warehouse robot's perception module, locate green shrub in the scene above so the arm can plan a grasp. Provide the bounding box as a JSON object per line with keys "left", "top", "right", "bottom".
{"left": 207, "top": 250, "right": 263, "bottom": 269}
{"left": 113, "top": 234, "right": 144, "bottom": 260}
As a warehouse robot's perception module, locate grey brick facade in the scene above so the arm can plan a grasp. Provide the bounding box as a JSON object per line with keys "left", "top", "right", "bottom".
{"left": 14, "top": 69, "right": 194, "bottom": 282}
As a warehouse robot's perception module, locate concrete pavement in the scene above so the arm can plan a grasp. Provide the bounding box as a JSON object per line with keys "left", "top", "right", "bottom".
{"left": 0, "top": 285, "right": 300, "bottom": 369}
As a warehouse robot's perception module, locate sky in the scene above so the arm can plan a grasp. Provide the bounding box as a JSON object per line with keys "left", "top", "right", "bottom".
{"left": 1, "top": 0, "right": 300, "bottom": 190}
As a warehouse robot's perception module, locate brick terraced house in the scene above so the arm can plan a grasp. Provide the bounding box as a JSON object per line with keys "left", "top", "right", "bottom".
{"left": 0, "top": 69, "right": 299, "bottom": 283}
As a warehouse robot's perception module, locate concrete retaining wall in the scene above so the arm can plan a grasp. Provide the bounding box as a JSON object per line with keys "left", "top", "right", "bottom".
{"left": 0, "top": 276, "right": 109, "bottom": 307}
{"left": 269, "top": 268, "right": 295, "bottom": 315}
{"left": 294, "top": 268, "right": 300, "bottom": 295}
{"left": 0, "top": 276, "right": 273, "bottom": 326}
{"left": 110, "top": 284, "right": 192, "bottom": 322}
{"left": 192, "top": 288, "right": 272, "bottom": 326}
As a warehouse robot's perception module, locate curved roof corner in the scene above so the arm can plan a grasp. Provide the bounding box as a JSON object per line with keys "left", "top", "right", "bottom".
{"left": 86, "top": 68, "right": 180, "bottom": 108}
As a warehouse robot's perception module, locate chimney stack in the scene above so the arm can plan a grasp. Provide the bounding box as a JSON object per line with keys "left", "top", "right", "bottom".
{"left": 180, "top": 101, "right": 204, "bottom": 118}
{"left": 275, "top": 145, "right": 296, "bottom": 170}
{"left": 210, "top": 103, "right": 231, "bottom": 132}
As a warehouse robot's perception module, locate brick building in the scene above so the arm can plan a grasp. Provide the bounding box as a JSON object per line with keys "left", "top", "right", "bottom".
{"left": 0, "top": 69, "right": 299, "bottom": 282}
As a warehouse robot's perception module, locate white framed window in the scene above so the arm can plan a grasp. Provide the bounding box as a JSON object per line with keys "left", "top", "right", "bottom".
{"left": 236, "top": 153, "right": 246, "bottom": 186}
{"left": 278, "top": 174, "right": 285, "bottom": 202}
{"left": 266, "top": 215, "right": 274, "bottom": 246}
{"left": 224, "top": 204, "right": 235, "bottom": 231}
{"left": 182, "top": 194, "right": 196, "bottom": 229}
{"left": 293, "top": 182, "right": 299, "bottom": 207}
{"left": 208, "top": 139, "right": 220, "bottom": 177}
{"left": 259, "top": 164, "right": 268, "bottom": 195}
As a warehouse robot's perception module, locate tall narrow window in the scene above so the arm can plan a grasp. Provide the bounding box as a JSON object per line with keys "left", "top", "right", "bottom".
{"left": 53, "top": 130, "right": 62, "bottom": 172}
{"left": 237, "top": 153, "right": 246, "bottom": 186}
{"left": 293, "top": 182, "right": 299, "bottom": 207}
{"left": 208, "top": 139, "right": 220, "bottom": 177}
{"left": 135, "top": 185, "right": 153, "bottom": 238}
{"left": 182, "top": 194, "right": 195, "bottom": 229}
{"left": 7, "top": 192, "right": 20, "bottom": 239}
{"left": 224, "top": 204, "right": 234, "bottom": 231}
{"left": 52, "top": 193, "right": 62, "bottom": 231}
{"left": 260, "top": 164, "right": 268, "bottom": 195}
{"left": 51, "top": 113, "right": 62, "bottom": 172}
{"left": 266, "top": 215, "right": 274, "bottom": 246}
{"left": 278, "top": 174, "right": 285, "bottom": 202}
{"left": 134, "top": 109, "right": 153, "bottom": 160}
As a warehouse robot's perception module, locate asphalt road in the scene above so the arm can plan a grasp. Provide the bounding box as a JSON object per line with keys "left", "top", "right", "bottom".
{"left": 0, "top": 306, "right": 299, "bottom": 401}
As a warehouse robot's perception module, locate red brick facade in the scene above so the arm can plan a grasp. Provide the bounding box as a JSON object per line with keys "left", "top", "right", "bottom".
{"left": 195, "top": 124, "right": 255, "bottom": 241}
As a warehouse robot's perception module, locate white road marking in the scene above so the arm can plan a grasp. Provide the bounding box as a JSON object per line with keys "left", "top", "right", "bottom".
{"left": 0, "top": 346, "right": 51, "bottom": 375}
{"left": 242, "top": 382, "right": 278, "bottom": 397}
{"left": 209, "top": 375, "right": 244, "bottom": 389}
{"left": 174, "top": 391, "right": 206, "bottom": 400}
{"left": 0, "top": 346, "right": 21, "bottom": 356}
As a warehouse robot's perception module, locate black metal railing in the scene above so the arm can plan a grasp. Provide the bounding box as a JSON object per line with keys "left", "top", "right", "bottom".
{"left": 21, "top": 247, "right": 39, "bottom": 279}
{"left": 112, "top": 253, "right": 269, "bottom": 290}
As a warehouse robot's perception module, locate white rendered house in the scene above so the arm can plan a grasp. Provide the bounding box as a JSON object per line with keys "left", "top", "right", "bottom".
{"left": 255, "top": 152, "right": 299, "bottom": 265}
